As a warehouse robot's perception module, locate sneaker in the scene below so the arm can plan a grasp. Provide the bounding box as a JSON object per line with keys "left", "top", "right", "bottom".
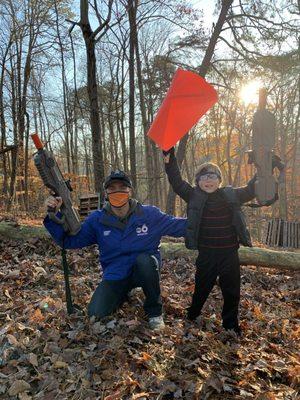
{"left": 149, "top": 315, "right": 165, "bottom": 331}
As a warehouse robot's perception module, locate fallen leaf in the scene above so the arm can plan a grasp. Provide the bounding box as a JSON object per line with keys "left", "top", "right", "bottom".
{"left": 34, "top": 266, "right": 47, "bottom": 276}
{"left": 281, "top": 319, "right": 289, "bottom": 334}
{"left": 253, "top": 305, "right": 265, "bottom": 320}
{"left": 255, "top": 392, "right": 277, "bottom": 400}
{"left": 140, "top": 352, "right": 152, "bottom": 361}
{"left": 4, "top": 289, "right": 12, "bottom": 299}
{"left": 29, "top": 308, "right": 44, "bottom": 324}
{"left": 28, "top": 353, "right": 38, "bottom": 367}
{"left": 18, "top": 392, "right": 32, "bottom": 400}
{"left": 8, "top": 380, "right": 31, "bottom": 396}
{"left": 7, "top": 270, "right": 20, "bottom": 278}
{"left": 287, "top": 365, "right": 300, "bottom": 388}
{"left": 104, "top": 390, "right": 124, "bottom": 400}
{"left": 132, "top": 393, "right": 149, "bottom": 399}
{"left": 7, "top": 334, "right": 20, "bottom": 347}
{"left": 53, "top": 360, "right": 68, "bottom": 369}
{"left": 205, "top": 374, "right": 223, "bottom": 393}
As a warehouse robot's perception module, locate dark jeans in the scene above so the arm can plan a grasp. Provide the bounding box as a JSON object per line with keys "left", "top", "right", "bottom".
{"left": 188, "top": 249, "right": 240, "bottom": 329}
{"left": 88, "top": 253, "right": 162, "bottom": 319}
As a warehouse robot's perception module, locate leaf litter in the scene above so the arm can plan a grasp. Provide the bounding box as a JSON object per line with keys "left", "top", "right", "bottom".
{"left": 0, "top": 237, "right": 299, "bottom": 399}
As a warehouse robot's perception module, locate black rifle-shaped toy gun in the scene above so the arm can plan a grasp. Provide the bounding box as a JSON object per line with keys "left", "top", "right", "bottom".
{"left": 31, "top": 133, "right": 81, "bottom": 314}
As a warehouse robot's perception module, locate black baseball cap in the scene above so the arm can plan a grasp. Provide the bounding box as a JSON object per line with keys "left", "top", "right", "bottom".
{"left": 103, "top": 170, "right": 133, "bottom": 189}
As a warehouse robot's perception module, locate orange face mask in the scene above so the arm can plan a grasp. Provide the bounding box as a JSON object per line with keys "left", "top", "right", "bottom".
{"left": 107, "top": 191, "right": 130, "bottom": 208}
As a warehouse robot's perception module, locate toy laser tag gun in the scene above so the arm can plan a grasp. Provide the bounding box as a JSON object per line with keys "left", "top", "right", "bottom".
{"left": 249, "top": 89, "right": 284, "bottom": 206}
{"left": 31, "top": 133, "right": 81, "bottom": 235}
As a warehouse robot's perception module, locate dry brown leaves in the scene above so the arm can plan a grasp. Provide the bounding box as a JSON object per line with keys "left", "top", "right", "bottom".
{"left": 0, "top": 237, "right": 299, "bottom": 399}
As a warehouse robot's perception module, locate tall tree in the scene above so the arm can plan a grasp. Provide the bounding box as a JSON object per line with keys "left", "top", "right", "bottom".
{"left": 0, "top": 34, "right": 13, "bottom": 197}
{"left": 70, "top": 0, "right": 113, "bottom": 193}
{"left": 127, "top": 0, "right": 137, "bottom": 188}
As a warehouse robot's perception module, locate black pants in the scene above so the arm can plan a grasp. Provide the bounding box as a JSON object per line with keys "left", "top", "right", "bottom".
{"left": 188, "top": 249, "right": 240, "bottom": 329}
{"left": 88, "top": 253, "right": 162, "bottom": 319}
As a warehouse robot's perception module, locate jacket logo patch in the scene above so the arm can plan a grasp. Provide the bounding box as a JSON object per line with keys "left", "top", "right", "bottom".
{"left": 103, "top": 230, "right": 111, "bottom": 236}
{"left": 136, "top": 224, "right": 148, "bottom": 236}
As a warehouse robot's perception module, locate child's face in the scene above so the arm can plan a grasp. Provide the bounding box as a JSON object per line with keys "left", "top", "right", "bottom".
{"left": 197, "top": 172, "right": 221, "bottom": 193}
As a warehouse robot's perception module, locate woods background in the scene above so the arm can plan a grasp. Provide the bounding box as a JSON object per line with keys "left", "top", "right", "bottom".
{"left": 0, "top": 0, "right": 299, "bottom": 240}
{"left": 0, "top": 3, "right": 299, "bottom": 399}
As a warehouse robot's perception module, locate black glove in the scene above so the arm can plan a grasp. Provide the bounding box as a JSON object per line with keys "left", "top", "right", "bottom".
{"left": 162, "top": 147, "right": 175, "bottom": 157}
{"left": 272, "top": 153, "right": 284, "bottom": 171}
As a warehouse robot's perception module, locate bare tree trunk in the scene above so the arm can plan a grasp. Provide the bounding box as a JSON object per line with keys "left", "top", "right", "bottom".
{"left": 17, "top": 18, "right": 38, "bottom": 212}
{"left": 78, "top": 0, "right": 112, "bottom": 194}
{"left": 55, "top": 1, "right": 71, "bottom": 173}
{"left": 133, "top": 11, "right": 153, "bottom": 201}
{"left": 24, "top": 111, "right": 30, "bottom": 211}
{"left": 225, "top": 107, "right": 237, "bottom": 185}
{"left": 7, "top": 55, "right": 18, "bottom": 210}
{"left": 0, "top": 39, "right": 12, "bottom": 196}
{"left": 211, "top": 107, "right": 222, "bottom": 167}
{"left": 114, "top": 44, "right": 128, "bottom": 172}
{"left": 127, "top": 0, "right": 137, "bottom": 189}
{"left": 70, "top": 29, "right": 82, "bottom": 176}
{"left": 72, "top": 114, "right": 79, "bottom": 175}
{"left": 82, "top": 131, "right": 91, "bottom": 191}
{"left": 116, "top": 71, "right": 128, "bottom": 172}
{"left": 83, "top": 35, "right": 104, "bottom": 191}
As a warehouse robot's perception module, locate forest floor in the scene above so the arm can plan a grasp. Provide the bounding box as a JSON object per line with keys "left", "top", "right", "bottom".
{"left": 0, "top": 218, "right": 299, "bottom": 400}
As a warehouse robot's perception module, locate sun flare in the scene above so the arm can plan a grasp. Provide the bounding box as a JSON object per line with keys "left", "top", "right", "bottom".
{"left": 239, "top": 80, "right": 262, "bottom": 105}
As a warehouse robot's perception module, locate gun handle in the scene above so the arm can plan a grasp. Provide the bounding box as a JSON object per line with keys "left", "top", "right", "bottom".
{"left": 48, "top": 211, "right": 66, "bottom": 228}
{"left": 47, "top": 205, "right": 57, "bottom": 213}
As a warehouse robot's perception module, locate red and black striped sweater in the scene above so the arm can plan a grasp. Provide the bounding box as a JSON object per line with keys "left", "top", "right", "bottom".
{"left": 198, "top": 190, "right": 239, "bottom": 250}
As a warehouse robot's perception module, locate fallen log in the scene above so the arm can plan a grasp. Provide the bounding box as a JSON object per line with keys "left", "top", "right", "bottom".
{"left": 0, "top": 221, "right": 48, "bottom": 240}
{"left": 0, "top": 222, "right": 299, "bottom": 270}
{"left": 160, "top": 243, "right": 300, "bottom": 271}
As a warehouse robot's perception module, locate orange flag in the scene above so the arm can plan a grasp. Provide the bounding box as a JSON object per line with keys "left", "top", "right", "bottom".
{"left": 147, "top": 68, "right": 218, "bottom": 150}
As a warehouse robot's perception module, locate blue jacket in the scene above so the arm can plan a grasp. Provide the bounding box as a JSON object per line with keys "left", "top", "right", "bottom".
{"left": 44, "top": 203, "right": 186, "bottom": 280}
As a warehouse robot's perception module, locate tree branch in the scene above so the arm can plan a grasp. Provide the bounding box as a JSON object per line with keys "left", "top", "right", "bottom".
{"left": 0, "top": 145, "right": 18, "bottom": 155}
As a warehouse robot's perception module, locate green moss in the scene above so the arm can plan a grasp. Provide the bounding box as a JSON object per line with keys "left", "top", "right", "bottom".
{"left": 0, "top": 222, "right": 49, "bottom": 240}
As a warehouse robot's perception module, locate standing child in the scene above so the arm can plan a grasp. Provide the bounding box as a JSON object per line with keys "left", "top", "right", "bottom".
{"left": 163, "top": 148, "right": 260, "bottom": 335}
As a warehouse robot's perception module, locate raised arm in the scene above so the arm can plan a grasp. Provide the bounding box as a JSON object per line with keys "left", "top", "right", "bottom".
{"left": 163, "top": 148, "right": 193, "bottom": 203}
{"left": 234, "top": 175, "right": 257, "bottom": 204}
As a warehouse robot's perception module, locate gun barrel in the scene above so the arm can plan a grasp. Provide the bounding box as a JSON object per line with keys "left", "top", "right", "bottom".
{"left": 258, "top": 88, "right": 267, "bottom": 110}
{"left": 31, "top": 133, "right": 44, "bottom": 150}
